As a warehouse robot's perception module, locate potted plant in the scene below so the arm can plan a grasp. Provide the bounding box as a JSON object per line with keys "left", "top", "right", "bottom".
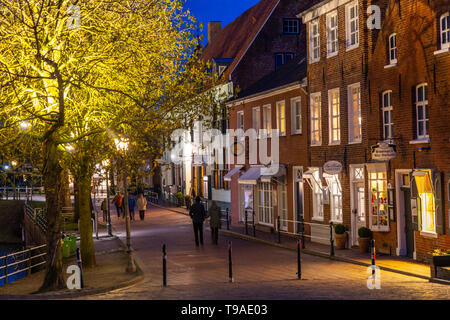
{"left": 334, "top": 224, "right": 347, "bottom": 249}
{"left": 175, "top": 192, "right": 185, "bottom": 207}
{"left": 358, "top": 227, "right": 372, "bottom": 253}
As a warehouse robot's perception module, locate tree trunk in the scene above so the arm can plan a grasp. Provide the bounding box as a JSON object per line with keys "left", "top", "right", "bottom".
{"left": 73, "top": 180, "right": 80, "bottom": 222}
{"left": 39, "top": 131, "right": 65, "bottom": 292}
{"left": 77, "top": 171, "right": 96, "bottom": 268}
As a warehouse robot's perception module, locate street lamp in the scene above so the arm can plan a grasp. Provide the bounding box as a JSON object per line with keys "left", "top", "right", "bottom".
{"left": 114, "top": 137, "right": 136, "bottom": 273}
{"left": 102, "top": 159, "right": 113, "bottom": 237}
{"left": 11, "top": 161, "right": 17, "bottom": 200}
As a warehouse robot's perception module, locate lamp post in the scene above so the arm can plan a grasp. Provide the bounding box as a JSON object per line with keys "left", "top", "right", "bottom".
{"left": 11, "top": 161, "right": 17, "bottom": 200}
{"left": 102, "top": 160, "right": 113, "bottom": 237}
{"left": 115, "top": 138, "right": 136, "bottom": 273}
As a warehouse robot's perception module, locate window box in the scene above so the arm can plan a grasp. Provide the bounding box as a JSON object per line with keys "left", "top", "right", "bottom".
{"left": 384, "top": 63, "right": 398, "bottom": 69}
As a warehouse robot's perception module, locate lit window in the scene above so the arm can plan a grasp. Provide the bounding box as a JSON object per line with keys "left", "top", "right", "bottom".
{"left": 252, "top": 107, "right": 261, "bottom": 137}
{"left": 310, "top": 93, "right": 322, "bottom": 145}
{"left": 382, "top": 91, "right": 394, "bottom": 141}
{"left": 346, "top": 1, "right": 359, "bottom": 49}
{"left": 309, "top": 19, "right": 320, "bottom": 63}
{"left": 278, "top": 176, "right": 288, "bottom": 230}
{"left": 369, "top": 171, "right": 389, "bottom": 230}
{"left": 412, "top": 171, "right": 436, "bottom": 233}
{"left": 258, "top": 182, "right": 273, "bottom": 225}
{"left": 327, "top": 11, "right": 338, "bottom": 57}
{"left": 440, "top": 13, "right": 450, "bottom": 49}
{"left": 312, "top": 169, "right": 324, "bottom": 220}
{"left": 276, "top": 100, "right": 286, "bottom": 136}
{"left": 415, "top": 84, "right": 429, "bottom": 139}
{"left": 328, "top": 88, "right": 340, "bottom": 144}
{"left": 325, "top": 174, "right": 342, "bottom": 222}
{"left": 290, "top": 97, "right": 302, "bottom": 134}
{"left": 283, "top": 19, "right": 300, "bottom": 34}
{"left": 348, "top": 83, "right": 361, "bottom": 143}
{"left": 389, "top": 34, "right": 397, "bottom": 64}
{"left": 262, "top": 104, "right": 272, "bottom": 138}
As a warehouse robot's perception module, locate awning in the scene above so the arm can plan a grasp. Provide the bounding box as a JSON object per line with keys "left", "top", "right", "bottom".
{"left": 260, "top": 165, "right": 287, "bottom": 182}
{"left": 224, "top": 165, "right": 243, "bottom": 182}
{"left": 238, "top": 167, "right": 263, "bottom": 185}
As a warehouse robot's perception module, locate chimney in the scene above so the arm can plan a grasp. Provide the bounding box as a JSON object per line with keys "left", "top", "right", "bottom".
{"left": 208, "top": 21, "right": 222, "bottom": 44}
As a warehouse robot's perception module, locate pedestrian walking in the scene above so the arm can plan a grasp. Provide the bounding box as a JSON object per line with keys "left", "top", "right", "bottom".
{"left": 137, "top": 193, "right": 147, "bottom": 220}
{"left": 128, "top": 193, "right": 136, "bottom": 220}
{"left": 207, "top": 201, "right": 221, "bottom": 245}
{"left": 112, "top": 192, "right": 123, "bottom": 218}
{"left": 189, "top": 196, "right": 207, "bottom": 247}
{"left": 101, "top": 198, "right": 108, "bottom": 222}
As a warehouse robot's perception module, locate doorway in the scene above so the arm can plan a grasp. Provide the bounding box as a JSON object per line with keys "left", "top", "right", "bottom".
{"left": 352, "top": 182, "right": 366, "bottom": 246}
{"left": 401, "top": 185, "right": 414, "bottom": 258}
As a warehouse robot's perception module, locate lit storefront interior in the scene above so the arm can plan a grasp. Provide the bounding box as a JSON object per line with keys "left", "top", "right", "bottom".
{"left": 411, "top": 170, "right": 436, "bottom": 234}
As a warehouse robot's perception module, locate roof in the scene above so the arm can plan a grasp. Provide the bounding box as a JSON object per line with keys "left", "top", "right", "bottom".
{"left": 234, "top": 55, "right": 307, "bottom": 100}
{"left": 201, "top": 0, "right": 280, "bottom": 78}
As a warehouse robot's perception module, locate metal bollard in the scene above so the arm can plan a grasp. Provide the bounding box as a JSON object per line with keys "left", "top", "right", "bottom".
{"left": 162, "top": 244, "right": 167, "bottom": 287}
{"left": 226, "top": 208, "right": 230, "bottom": 230}
{"left": 330, "top": 221, "right": 335, "bottom": 257}
{"left": 76, "top": 248, "right": 84, "bottom": 289}
{"left": 245, "top": 210, "right": 248, "bottom": 235}
{"left": 297, "top": 239, "right": 301, "bottom": 280}
{"left": 228, "top": 241, "right": 233, "bottom": 283}
{"left": 371, "top": 239, "right": 376, "bottom": 277}
{"left": 277, "top": 216, "right": 281, "bottom": 243}
{"left": 252, "top": 210, "right": 256, "bottom": 237}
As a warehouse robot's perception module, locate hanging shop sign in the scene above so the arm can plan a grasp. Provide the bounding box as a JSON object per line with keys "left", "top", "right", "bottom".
{"left": 371, "top": 142, "right": 397, "bottom": 161}
{"left": 323, "top": 161, "right": 343, "bottom": 175}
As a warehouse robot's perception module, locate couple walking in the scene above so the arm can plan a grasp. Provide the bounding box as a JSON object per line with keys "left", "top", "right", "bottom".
{"left": 112, "top": 192, "right": 148, "bottom": 220}
{"left": 189, "top": 196, "right": 221, "bottom": 246}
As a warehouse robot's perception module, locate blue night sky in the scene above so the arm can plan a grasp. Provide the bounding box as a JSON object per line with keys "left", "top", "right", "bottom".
{"left": 183, "top": 0, "right": 261, "bottom": 44}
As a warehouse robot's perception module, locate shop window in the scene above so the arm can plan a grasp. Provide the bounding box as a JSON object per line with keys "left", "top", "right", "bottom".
{"left": 440, "top": 13, "right": 450, "bottom": 50}
{"left": 369, "top": 171, "right": 389, "bottom": 231}
{"left": 412, "top": 171, "right": 436, "bottom": 234}
{"left": 305, "top": 168, "right": 323, "bottom": 220}
{"left": 325, "top": 174, "right": 342, "bottom": 222}
{"left": 258, "top": 182, "right": 273, "bottom": 225}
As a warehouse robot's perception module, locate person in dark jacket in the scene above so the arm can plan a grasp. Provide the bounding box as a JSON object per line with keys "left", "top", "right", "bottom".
{"left": 189, "top": 196, "right": 206, "bottom": 246}
{"left": 207, "top": 201, "right": 221, "bottom": 245}
{"left": 128, "top": 194, "right": 136, "bottom": 220}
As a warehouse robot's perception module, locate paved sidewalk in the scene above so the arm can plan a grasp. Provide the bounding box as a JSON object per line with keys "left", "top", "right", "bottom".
{"left": 151, "top": 203, "right": 433, "bottom": 281}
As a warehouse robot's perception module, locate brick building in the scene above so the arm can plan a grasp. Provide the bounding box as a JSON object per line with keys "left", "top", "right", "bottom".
{"left": 298, "top": 0, "right": 373, "bottom": 246}
{"left": 227, "top": 56, "right": 309, "bottom": 233}
{"left": 367, "top": 0, "right": 450, "bottom": 261}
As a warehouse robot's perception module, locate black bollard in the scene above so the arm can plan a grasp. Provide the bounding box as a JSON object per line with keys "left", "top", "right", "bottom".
{"left": 162, "top": 244, "right": 167, "bottom": 287}
{"left": 277, "top": 216, "right": 281, "bottom": 244}
{"left": 252, "top": 210, "right": 256, "bottom": 237}
{"left": 329, "top": 222, "right": 335, "bottom": 257}
{"left": 245, "top": 210, "right": 248, "bottom": 235}
{"left": 76, "top": 248, "right": 84, "bottom": 289}
{"left": 228, "top": 241, "right": 233, "bottom": 283}
{"left": 226, "top": 208, "right": 230, "bottom": 230}
{"left": 297, "top": 239, "right": 301, "bottom": 280}
{"left": 371, "top": 239, "right": 376, "bottom": 277}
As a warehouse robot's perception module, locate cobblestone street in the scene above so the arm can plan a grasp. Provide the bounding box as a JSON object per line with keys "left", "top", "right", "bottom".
{"left": 80, "top": 206, "right": 450, "bottom": 300}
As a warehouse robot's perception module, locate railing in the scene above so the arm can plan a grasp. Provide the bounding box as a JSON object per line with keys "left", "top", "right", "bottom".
{"left": 24, "top": 203, "right": 47, "bottom": 233}
{"left": 0, "top": 187, "right": 45, "bottom": 201}
{"left": 147, "top": 191, "right": 159, "bottom": 204}
{"left": 0, "top": 244, "right": 47, "bottom": 286}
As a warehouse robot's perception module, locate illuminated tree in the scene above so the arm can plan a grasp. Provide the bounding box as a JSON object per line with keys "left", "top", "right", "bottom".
{"left": 0, "top": 0, "right": 210, "bottom": 291}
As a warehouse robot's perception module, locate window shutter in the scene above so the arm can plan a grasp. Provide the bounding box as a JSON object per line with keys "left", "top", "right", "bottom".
{"left": 434, "top": 171, "right": 444, "bottom": 235}
{"left": 411, "top": 86, "right": 417, "bottom": 139}
{"left": 410, "top": 173, "right": 420, "bottom": 231}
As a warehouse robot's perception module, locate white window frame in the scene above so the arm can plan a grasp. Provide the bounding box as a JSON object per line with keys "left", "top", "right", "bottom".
{"left": 309, "top": 19, "right": 320, "bottom": 63}
{"left": 310, "top": 93, "right": 322, "bottom": 146}
{"left": 290, "top": 97, "right": 302, "bottom": 135}
{"left": 389, "top": 33, "right": 397, "bottom": 64}
{"left": 440, "top": 13, "right": 450, "bottom": 50}
{"left": 283, "top": 18, "right": 300, "bottom": 34}
{"left": 368, "top": 169, "right": 389, "bottom": 232}
{"left": 382, "top": 91, "right": 394, "bottom": 141}
{"left": 252, "top": 107, "right": 261, "bottom": 138}
{"left": 345, "top": 0, "right": 359, "bottom": 50}
{"left": 326, "top": 174, "right": 342, "bottom": 223}
{"left": 416, "top": 83, "right": 429, "bottom": 140}
{"left": 237, "top": 110, "right": 244, "bottom": 133}
{"left": 311, "top": 168, "right": 324, "bottom": 221}
{"left": 348, "top": 83, "right": 362, "bottom": 143}
{"left": 262, "top": 104, "right": 272, "bottom": 138}
{"left": 218, "top": 65, "right": 226, "bottom": 76}
{"left": 328, "top": 88, "right": 341, "bottom": 145}
{"left": 326, "top": 10, "right": 338, "bottom": 57}
{"left": 258, "top": 182, "right": 273, "bottom": 226}
{"left": 276, "top": 100, "right": 286, "bottom": 136}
